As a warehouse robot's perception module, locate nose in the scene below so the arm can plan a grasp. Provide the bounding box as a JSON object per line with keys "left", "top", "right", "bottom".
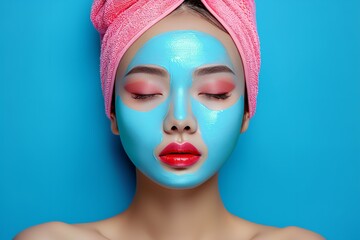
{"left": 163, "top": 106, "right": 197, "bottom": 135}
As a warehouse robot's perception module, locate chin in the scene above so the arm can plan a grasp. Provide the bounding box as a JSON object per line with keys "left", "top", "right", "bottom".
{"left": 148, "top": 171, "right": 216, "bottom": 190}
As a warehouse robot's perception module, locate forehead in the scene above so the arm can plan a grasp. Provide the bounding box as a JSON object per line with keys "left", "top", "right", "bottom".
{"left": 126, "top": 31, "right": 234, "bottom": 72}
{"left": 116, "top": 11, "right": 243, "bottom": 79}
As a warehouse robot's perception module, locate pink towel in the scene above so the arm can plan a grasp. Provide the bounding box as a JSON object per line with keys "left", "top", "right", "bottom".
{"left": 91, "top": 0, "right": 260, "bottom": 118}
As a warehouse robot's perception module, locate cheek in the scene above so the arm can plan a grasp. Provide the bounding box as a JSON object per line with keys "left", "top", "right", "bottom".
{"left": 191, "top": 96, "right": 244, "bottom": 162}
{"left": 115, "top": 95, "right": 167, "bottom": 167}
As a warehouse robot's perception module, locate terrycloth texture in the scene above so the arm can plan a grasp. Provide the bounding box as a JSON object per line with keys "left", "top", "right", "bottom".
{"left": 91, "top": 0, "right": 260, "bottom": 118}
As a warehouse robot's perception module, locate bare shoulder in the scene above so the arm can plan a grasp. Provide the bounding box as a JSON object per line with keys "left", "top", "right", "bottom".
{"left": 229, "top": 216, "right": 324, "bottom": 240}
{"left": 251, "top": 226, "right": 325, "bottom": 240}
{"left": 14, "top": 221, "right": 109, "bottom": 240}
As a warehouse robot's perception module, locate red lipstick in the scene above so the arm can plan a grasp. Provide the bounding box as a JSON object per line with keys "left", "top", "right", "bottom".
{"left": 159, "top": 142, "right": 201, "bottom": 168}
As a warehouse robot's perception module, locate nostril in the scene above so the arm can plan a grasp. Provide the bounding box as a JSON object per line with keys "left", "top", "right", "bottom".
{"left": 171, "top": 126, "right": 178, "bottom": 131}
{"left": 184, "top": 126, "right": 190, "bottom": 131}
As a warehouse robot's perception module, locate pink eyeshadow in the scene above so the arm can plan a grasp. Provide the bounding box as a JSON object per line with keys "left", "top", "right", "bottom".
{"left": 124, "top": 80, "right": 162, "bottom": 94}
{"left": 198, "top": 79, "right": 235, "bottom": 94}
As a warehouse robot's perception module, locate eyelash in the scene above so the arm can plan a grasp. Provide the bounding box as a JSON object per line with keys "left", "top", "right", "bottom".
{"left": 201, "top": 93, "right": 231, "bottom": 100}
{"left": 131, "top": 93, "right": 161, "bottom": 100}
{"left": 131, "top": 93, "right": 230, "bottom": 101}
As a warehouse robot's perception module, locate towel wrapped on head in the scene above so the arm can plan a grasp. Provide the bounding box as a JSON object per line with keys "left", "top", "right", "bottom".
{"left": 90, "top": 0, "right": 260, "bottom": 118}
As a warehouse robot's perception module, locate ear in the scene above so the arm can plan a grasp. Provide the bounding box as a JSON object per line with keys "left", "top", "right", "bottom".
{"left": 240, "top": 111, "right": 250, "bottom": 133}
{"left": 110, "top": 112, "right": 120, "bottom": 135}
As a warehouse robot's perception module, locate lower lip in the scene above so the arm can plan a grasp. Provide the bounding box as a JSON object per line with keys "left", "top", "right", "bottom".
{"left": 160, "top": 154, "right": 200, "bottom": 168}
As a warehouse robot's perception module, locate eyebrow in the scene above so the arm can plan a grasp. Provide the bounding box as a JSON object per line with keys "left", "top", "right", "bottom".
{"left": 194, "top": 65, "right": 235, "bottom": 76}
{"left": 125, "top": 66, "right": 168, "bottom": 77}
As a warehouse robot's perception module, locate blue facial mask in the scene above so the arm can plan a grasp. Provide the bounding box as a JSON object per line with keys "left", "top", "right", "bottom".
{"left": 115, "top": 31, "right": 244, "bottom": 188}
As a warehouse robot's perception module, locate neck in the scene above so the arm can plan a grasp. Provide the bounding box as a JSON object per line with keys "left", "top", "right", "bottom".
{"left": 124, "top": 170, "right": 231, "bottom": 240}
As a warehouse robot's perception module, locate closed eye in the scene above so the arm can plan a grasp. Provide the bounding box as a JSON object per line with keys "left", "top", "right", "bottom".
{"left": 199, "top": 93, "right": 231, "bottom": 100}
{"left": 132, "top": 93, "right": 162, "bottom": 100}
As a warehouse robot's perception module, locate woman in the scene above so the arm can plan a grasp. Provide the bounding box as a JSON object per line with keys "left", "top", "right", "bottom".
{"left": 15, "top": 0, "right": 324, "bottom": 239}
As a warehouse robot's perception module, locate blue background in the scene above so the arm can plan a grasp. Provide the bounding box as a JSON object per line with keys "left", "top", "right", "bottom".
{"left": 0, "top": 0, "right": 359, "bottom": 239}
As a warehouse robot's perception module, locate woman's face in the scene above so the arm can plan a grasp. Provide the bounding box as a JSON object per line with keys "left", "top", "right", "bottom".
{"left": 112, "top": 11, "right": 248, "bottom": 189}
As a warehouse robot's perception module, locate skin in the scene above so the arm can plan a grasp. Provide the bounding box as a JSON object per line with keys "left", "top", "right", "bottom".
{"left": 14, "top": 8, "right": 325, "bottom": 240}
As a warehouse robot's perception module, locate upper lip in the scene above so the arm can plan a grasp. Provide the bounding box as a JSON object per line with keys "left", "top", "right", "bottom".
{"left": 159, "top": 142, "right": 201, "bottom": 156}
